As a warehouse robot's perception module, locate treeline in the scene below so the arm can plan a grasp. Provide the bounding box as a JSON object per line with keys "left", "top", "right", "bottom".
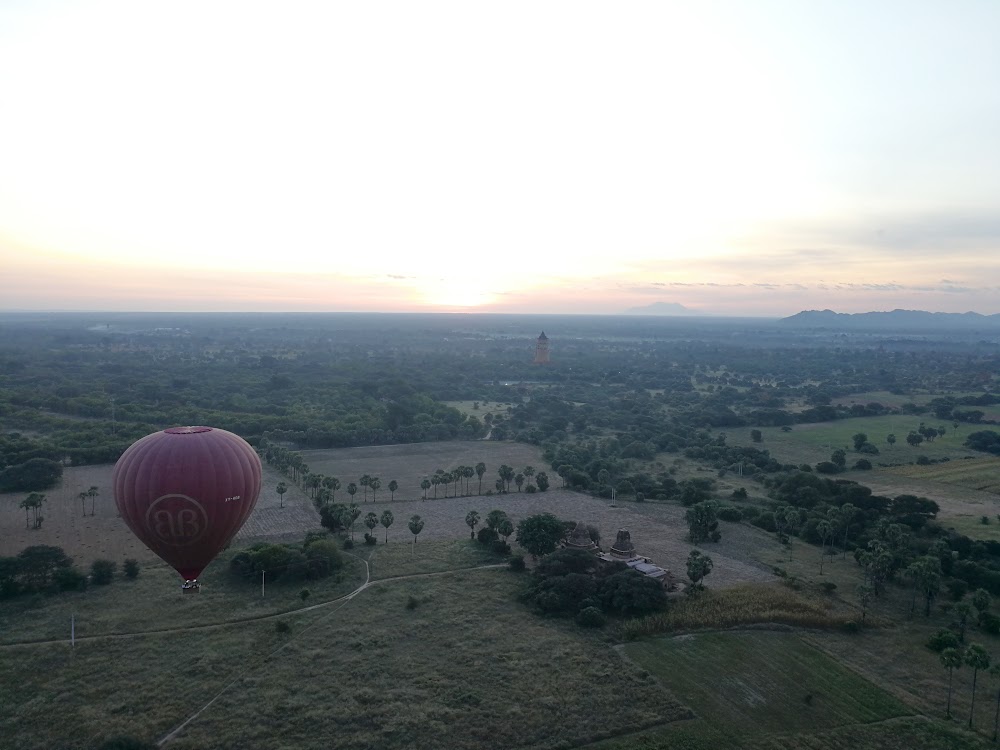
{"left": 0, "top": 545, "right": 139, "bottom": 599}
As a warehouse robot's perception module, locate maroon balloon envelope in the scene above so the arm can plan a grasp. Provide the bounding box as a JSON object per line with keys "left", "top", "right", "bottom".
{"left": 112, "top": 426, "right": 262, "bottom": 584}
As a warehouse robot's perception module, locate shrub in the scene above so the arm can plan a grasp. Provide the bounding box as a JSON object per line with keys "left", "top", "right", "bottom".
{"left": 97, "top": 737, "right": 157, "bottom": 750}
{"left": 841, "top": 621, "right": 861, "bottom": 634}
{"left": 981, "top": 612, "right": 1000, "bottom": 635}
{"left": 853, "top": 459, "right": 872, "bottom": 471}
{"left": 815, "top": 461, "right": 841, "bottom": 474}
{"left": 53, "top": 566, "right": 88, "bottom": 592}
{"left": 576, "top": 606, "right": 606, "bottom": 628}
{"left": 509, "top": 555, "right": 526, "bottom": 572}
{"left": 916, "top": 455, "right": 932, "bottom": 466}
{"left": 363, "top": 533, "right": 378, "bottom": 546}
{"left": 406, "top": 595, "right": 420, "bottom": 610}
{"left": 717, "top": 506, "right": 743, "bottom": 522}
{"left": 477, "top": 527, "right": 499, "bottom": 546}
{"left": 342, "top": 538, "right": 354, "bottom": 550}
{"left": 491, "top": 540, "right": 511, "bottom": 557}
{"left": 731, "top": 487, "right": 748, "bottom": 500}
{"left": 90, "top": 559, "right": 117, "bottom": 586}
{"left": 982, "top": 516, "right": 992, "bottom": 526}
{"left": 299, "top": 589, "right": 311, "bottom": 602}
{"left": 275, "top": 621, "right": 290, "bottom": 633}
{"left": 751, "top": 511, "right": 776, "bottom": 532}
{"left": 947, "top": 579, "right": 969, "bottom": 601}
{"left": 525, "top": 484, "right": 537, "bottom": 493}
{"left": 122, "top": 559, "right": 140, "bottom": 579}
{"left": 820, "top": 581, "right": 837, "bottom": 593}
{"left": 304, "top": 540, "right": 344, "bottom": 578}
{"left": 926, "top": 629, "right": 960, "bottom": 652}
{"left": 598, "top": 571, "right": 667, "bottom": 616}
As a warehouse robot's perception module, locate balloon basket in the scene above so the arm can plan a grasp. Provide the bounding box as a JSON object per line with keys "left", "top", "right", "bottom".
{"left": 181, "top": 580, "right": 202, "bottom": 594}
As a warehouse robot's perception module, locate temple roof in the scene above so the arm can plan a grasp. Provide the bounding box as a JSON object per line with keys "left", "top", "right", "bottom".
{"left": 538, "top": 331, "right": 548, "bottom": 340}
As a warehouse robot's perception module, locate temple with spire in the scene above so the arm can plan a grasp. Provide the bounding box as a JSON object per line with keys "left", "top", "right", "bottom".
{"left": 533, "top": 331, "right": 550, "bottom": 364}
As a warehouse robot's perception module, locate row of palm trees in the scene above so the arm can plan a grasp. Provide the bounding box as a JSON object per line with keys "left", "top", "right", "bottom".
{"left": 941, "top": 642, "right": 1000, "bottom": 737}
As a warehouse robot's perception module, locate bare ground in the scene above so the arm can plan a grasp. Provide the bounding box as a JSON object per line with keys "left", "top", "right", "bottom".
{"left": 359, "top": 489, "right": 776, "bottom": 588}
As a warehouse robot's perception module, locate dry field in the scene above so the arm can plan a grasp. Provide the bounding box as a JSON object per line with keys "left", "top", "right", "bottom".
{"left": 362, "top": 488, "right": 776, "bottom": 588}
{"left": 298, "top": 440, "right": 545, "bottom": 501}
{"left": 0, "top": 463, "right": 317, "bottom": 564}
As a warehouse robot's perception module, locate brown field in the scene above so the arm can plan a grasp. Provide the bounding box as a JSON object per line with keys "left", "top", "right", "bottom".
{"left": 2, "top": 440, "right": 778, "bottom": 590}
{"left": 298, "top": 439, "right": 545, "bottom": 501}
{"left": 0, "top": 463, "right": 316, "bottom": 564}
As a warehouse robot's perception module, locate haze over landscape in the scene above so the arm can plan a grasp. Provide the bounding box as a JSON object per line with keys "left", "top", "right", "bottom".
{"left": 1, "top": 0, "right": 998, "bottom": 316}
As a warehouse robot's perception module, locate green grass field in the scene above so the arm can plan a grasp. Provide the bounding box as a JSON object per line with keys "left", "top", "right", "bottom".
{"left": 0, "top": 540, "right": 689, "bottom": 750}
{"left": 625, "top": 632, "right": 910, "bottom": 735}
{"left": 884, "top": 456, "right": 1000, "bottom": 493}
{"left": 727, "top": 415, "right": 979, "bottom": 467}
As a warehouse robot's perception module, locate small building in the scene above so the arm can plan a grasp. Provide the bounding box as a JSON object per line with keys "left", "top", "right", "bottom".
{"left": 533, "top": 331, "right": 550, "bottom": 364}
{"left": 564, "top": 521, "right": 597, "bottom": 551}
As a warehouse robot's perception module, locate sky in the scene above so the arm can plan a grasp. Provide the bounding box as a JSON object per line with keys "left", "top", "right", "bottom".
{"left": 1, "top": 0, "right": 998, "bottom": 316}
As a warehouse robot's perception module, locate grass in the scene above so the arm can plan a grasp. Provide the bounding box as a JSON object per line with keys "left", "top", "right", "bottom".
{"left": 606, "top": 631, "right": 918, "bottom": 749}
{"left": 0, "top": 561, "right": 690, "bottom": 750}
{"left": 0, "top": 549, "right": 368, "bottom": 644}
{"left": 366, "top": 537, "right": 501, "bottom": 580}
{"left": 725, "top": 415, "right": 979, "bottom": 467}
{"left": 884, "top": 456, "right": 1000, "bottom": 493}
{"left": 617, "top": 583, "right": 854, "bottom": 640}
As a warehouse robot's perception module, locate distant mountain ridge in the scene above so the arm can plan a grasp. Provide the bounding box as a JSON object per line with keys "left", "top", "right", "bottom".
{"left": 780, "top": 309, "right": 1000, "bottom": 329}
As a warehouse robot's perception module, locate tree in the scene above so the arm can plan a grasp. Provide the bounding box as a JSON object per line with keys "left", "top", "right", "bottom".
{"left": 515, "top": 513, "right": 565, "bottom": 558}
{"left": 78, "top": 491, "right": 89, "bottom": 517}
{"left": 955, "top": 602, "right": 974, "bottom": 642}
{"left": 365, "top": 512, "right": 379, "bottom": 536}
{"left": 421, "top": 478, "right": 431, "bottom": 500}
{"left": 852, "top": 432, "right": 869, "bottom": 451}
{"left": 973, "top": 588, "right": 992, "bottom": 617}
{"left": 497, "top": 518, "right": 514, "bottom": 542}
{"left": 431, "top": 475, "right": 440, "bottom": 499}
{"left": 19, "top": 493, "right": 45, "bottom": 530}
{"left": 685, "top": 502, "right": 720, "bottom": 544}
{"left": 360, "top": 474, "right": 371, "bottom": 501}
{"left": 906, "top": 431, "right": 924, "bottom": 447}
{"left": 17, "top": 545, "right": 71, "bottom": 589}
{"left": 886, "top": 433, "right": 897, "bottom": 447}
{"left": 388, "top": 480, "right": 398, "bottom": 501}
{"left": 347, "top": 483, "right": 358, "bottom": 503}
{"left": 856, "top": 583, "right": 874, "bottom": 624}
{"left": 941, "top": 648, "right": 962, "bottom": 719}
{"left": 908, "top": 557, "right": 942, "bottom": 616}
{"left": 817, "top": 519, "right": 833, "bottom": 575}
{"left": 0, "top": 458, "right": 63, "bottom": 492}
{"left": 276, "top": 482, "right": 288, "bottom": 508}
{"left": 408, "top": 514, "right": 425, "bottom": 545}
{"left": 486, "top": 509, "right": 509, "bottom": 532}
{"left": 346, "top": 503, "right": 361, "bottom": 541}
{"left": 839, "top": 503, "right": 857, "bottom": 558}
{"left": 465, "top": 510, "right": 480, "bottom": 539}
{"left": 323, "top": 476, "right": 340, "bottom": 501}
{"left": 498, "top": 464, "right": 515, "bottom": 492}
{"left": 475, "top": 462, "right": 486, "bottom": 494}
{"left": 831, "top": 449, "right": 847, "bottom": 469}
{"left": 515, "top": 473, "right": 525, "bottom": 492}
{"left": 369, "top": 477, "right": 381, "bottom": 502}
{"left": 750, "top": 429, "right": 763, "bottom": 443}
{"left": 686, "top": 550, "right": 714, "bottom": 591}
{"left": 536, "top": 472, "right": 550, "bottom": 492}
{"left": 990, "top": 663, "right": 1000, "bottom": 741}
{"left": 966, "top": 643, "right": 992, "bottom": 728}
{"left": 380, "top": 510, "right": 394, "bottom": 543}
{"left": 90, "top": 559, "right": 116, "bottom": 585}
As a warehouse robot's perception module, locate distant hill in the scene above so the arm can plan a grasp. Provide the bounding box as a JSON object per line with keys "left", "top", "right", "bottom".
{"left": 780, "top": 309, "right": 1000, "bottom": 329}
{"left": 623, "top": 301, "right": 701, "bottom": 316}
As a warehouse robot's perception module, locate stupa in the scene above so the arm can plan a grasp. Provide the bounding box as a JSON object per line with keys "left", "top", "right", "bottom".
{"left": 610, "top": 529, "right": 637, "bottom": 560}
{"left": 565, "top": 521, "right": 597, "bottom": 550}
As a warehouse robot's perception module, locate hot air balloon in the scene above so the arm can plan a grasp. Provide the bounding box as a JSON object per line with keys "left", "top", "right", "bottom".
{"left": 112, "top": 426, "right": 262, "bottom": 590}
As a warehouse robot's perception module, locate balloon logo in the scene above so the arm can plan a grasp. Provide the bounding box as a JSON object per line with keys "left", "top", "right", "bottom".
{"left": 112, "top": 426, "right": 262, "bottom": 588}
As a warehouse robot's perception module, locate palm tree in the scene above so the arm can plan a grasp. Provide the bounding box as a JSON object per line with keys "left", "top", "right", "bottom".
{"left": 966, "top": 644, "right": 992, "bottom": 727}
{"left": 989, "top": 663, "right": 1000, "bottom": 741}
{"left": 475, "top": 462, "right": 486, "bottom": 494}
{"left": 78, "top": 491, "right": 89, "bottom": 517}
{"left": 465, "top": 510, "right": 480, "bottom": 539}
{"left": 380, "top": 510, "right": 394, "bottom": 543}
{"left": 87, "top": 486, "right": 99, "bottom": 516}
{"left": 524, "top": 465, "right": 535, "bottom": 480}
{"left": 20, "top": 493, "right": 45, "bottom": 529}
{"left": 430, "top": 475, "right": 440, "bottom": 499}
{"left": 388, "top": 480, "right": 398, "bottom": 501}
{"left": 323, "top": 476, "right": 340, "bottom": 502}
{"left": 408, "top": 514, "right": 425, "bottom": 546}
{"left": 347, "top": 483, "right": 358, "bottom": 503}
{"left": 365, "top": 512, "right": 379, "bottom": 538}
{"left": 941, "top": 648, "right": 962, "bottom": 718}
{"left": 464, "top": 465, "right": 475, "bottom": 495}
{"left": 370, "top": 477, "right": 381, "bottom": 502}
{"left": 276, "top": 482, "right": 288, "bottom": 508}
{"left": 817, "top": 520, "right": 833, "bottom": 574}
{"left": 420, "top": 478, "right": 431, "bottom": 500}
{"left": 347, "top": 503, "right": 361, "bottom": 541}
{"left": 360, "top": 475, "right": 371, "bottom": 502}
{"left": 515, "top": 473, "right": 525, "bottom": 492}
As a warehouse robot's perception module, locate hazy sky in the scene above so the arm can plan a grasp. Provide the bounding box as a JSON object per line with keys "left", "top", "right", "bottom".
{"left": 1, "top": 0, "right": 998, "bottom": 316}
